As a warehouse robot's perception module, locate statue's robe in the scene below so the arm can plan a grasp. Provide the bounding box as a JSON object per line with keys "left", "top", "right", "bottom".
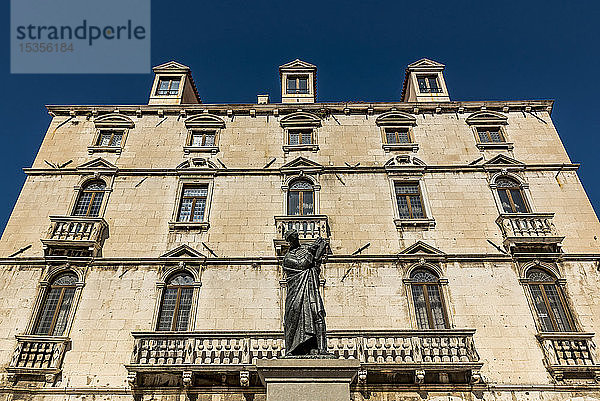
{"left": 282, "top": 238, "right": 326, "bottom": 355}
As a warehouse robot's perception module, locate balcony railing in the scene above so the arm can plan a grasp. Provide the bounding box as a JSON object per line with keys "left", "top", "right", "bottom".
{"left": 41, "top": 215, "right": 108, "bottom": 257}
{"left": 537, "top": 332, "right": 600, "bottom": 381}
{"left": 496, "top": 213, "right": 564, "bottom": 253}
{"left": 125, "top": 330, "right": 483, "bottom": 387}
{"left": 6, "top": 335, "right": 70, "bottom": 383}
{"left": 273, "top": 215, "right": 329, "bottom": 255}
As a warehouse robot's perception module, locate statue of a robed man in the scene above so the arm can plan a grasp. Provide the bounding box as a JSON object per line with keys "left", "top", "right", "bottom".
{"left": 282, "top": 229, "right": 329, "bottom": 356}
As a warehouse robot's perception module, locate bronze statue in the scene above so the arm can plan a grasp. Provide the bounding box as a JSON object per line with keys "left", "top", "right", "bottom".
{"left": 282, "top": 229, "right": 329, "bottom": 356}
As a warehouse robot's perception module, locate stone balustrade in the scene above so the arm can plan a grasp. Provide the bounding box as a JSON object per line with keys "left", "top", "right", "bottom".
{"left": 6, "top": 335, "right": 70, "bottom": 383}
{"left": 273, "top": 215, "right": 329, "bottom": 255}
{"left": 537, "top": 332, "right": 600, "bottom": 381}
{"left": 126, "top": 330, "right": 482, "bottom": 386}
{"left": 41, "top": 215, "right": 108, "bottom": 257}
{"left": 496, "top": 213, "right": 564, "bottom": 253}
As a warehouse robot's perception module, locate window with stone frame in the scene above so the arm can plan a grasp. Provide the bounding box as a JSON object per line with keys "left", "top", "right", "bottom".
{"left": 417, "top": 75, "right": 442, "bottom": 93}
{"left": 189, "top": 130, "right": 216, "bottom": 147}
{"left": 33, "top": 272, "right": 78, "bottom": 336}
{"left": 476, "top": 126, "right": 505, "bottom": 143}
{"left": 72, "top": 180, "right": 106, "bottom": 217}
{"left": 96, "top": 129, "right": 124, "bottom": 147}
{"left": 288, "top": 128, "right": 314, "bottom": 146}
{"left": 409, "top": 269, "right": 449, "bottom": 330}
{"left": 286, "top": 75, "right": 309, "bottom": 94}
{"left": 156, "top": 272, "right": 195, "bottom": 331}
{"left": 394, "top": 182, "right": 425, "bottom": 219}
{"left": 496, "top": 177, "right": 529, "bottom": 213}
{"left": 385, "top": 127, "right": 411, "bottom": 144}
{"left": 156, "top": 77, "right": 180, "bottom": 95}
{"left": 288, "top": 179, "right": 314, "bottom": 216}
{"left": 177, "top": 185, "right": 208, "bottom": 222}
{"left": 526, "top": 268, "right": 575, "bottom": 332}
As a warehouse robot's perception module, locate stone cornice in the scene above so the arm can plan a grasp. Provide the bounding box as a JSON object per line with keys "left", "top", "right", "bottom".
{"left": 22, "top": 163, "right": 580, "bottom": 176}
{"left": 46, "top": 99, "right": 554, "bottom": 117}
{"left": 0, "top": 253, "right": 598, "bottom": 266}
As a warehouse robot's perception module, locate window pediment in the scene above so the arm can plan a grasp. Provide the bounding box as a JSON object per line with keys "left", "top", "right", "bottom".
{"left": 176, "top": 158, "right": 218, "bottom": 170}
{"left": 77, "top": 157, "right": 118, "bottom": 172}
{"left": 399, "top": 241, "right": 445, "bottom": 255}
{"left": 94, "top": 113, "right": 134, "bottom": 128}
{"left": 161, "top": 244, "right": 206, "bottom": 258}
{"left": 184, "top": 114, "right": 226, "bottom": 129}
{"left": 466, "top": 111, "right": 508, "bottom": 125}
{"left": 280, "top": 156, "right": 323, "bottom": 172}
{"left": 280, "top": 112, "right": 321, "bottom": 128}
{"left": 483, "top": 154, "right": 524, "bottom": 168}
{"left": 376, "top": 111, "right": 417, "bottom": 127}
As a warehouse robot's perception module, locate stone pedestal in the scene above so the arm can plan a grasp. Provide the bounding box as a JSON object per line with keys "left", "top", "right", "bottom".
{"left": 256, "top": 358, "right": 359, "bottom": 401}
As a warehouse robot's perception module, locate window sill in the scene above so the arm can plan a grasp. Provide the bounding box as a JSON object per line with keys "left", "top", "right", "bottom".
{"left": 283, "top": 144, "right": 319, "bottom": 153}
{"left": 88, "top": 146, "right": 122, "bottom": 154}
{"left": 183, "top": 146, "right": 219, "bottom": 155}
{"left": 476, "top": 142, "right": 514, "bottom": 151}
{"left": 394, "top": 218, "right": 436, "bottom": 229}
{"left": 168, "top": 221, "right": 210, "bottom": 231}
{"left": 383, "top": 143, "right": 419, "bottom": 153}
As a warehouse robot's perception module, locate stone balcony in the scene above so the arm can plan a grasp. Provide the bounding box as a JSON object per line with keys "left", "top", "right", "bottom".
{"left": 273, "top": 215, "right": 329, "bottom": 255}
{"left": 41, "top": 215, "right": 108, "bottom": 257}
{"left": 537, "top": 332, "right": 600, "bottom": 382}
{"left": 125, "top": 330, "right": 483, "bottom": 388}
{"left": 496, "top": 213, "right": 564, "bottom": 253}
{"left": 5, "top": 335, "right": 70, "bottom": 383}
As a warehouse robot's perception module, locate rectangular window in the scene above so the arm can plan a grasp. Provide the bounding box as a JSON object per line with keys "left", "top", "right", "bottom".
{"left": 417, "top": 75, "right": 441, "bottom": 93}
{"left": 476, "top": 127, "right": 504, "bottom": 143}
{"left": 190, "top": 131, "right": 216, "bottom": 147}
{"left": 385, "top": 128, "right": 411, "bottom": 144}
{"left": 287, "top": 75, "right": 309, "bottom": 94}
{"left": 156, "top": 77, "right": 180, "bottom": 95}
{"left": 288, "top": 129, "right": 313, "bottom": 145}
{"left": 97, "top": 129, "right": 123, "bottom": 147}
{"left": 395, "top": 183, "right": 425, "bottom": 219}
{"left": 177, "top": 186, "right": 208, "bottom": 222}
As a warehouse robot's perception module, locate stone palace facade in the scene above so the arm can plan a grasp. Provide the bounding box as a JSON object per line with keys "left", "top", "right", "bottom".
{"left": 0, "top": 58, "right": 599, "bottom": 401}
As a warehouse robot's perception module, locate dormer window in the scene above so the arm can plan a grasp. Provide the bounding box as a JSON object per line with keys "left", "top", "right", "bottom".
{"left": 279, "top": 59, "right": 317, "bottom": 103}
{"left": 156, "top": 77, "right": 180, "bottom": 96}
{"left": 417, "top": 75, "right": 441, "bottom": 93}
{"left": 287, "top": 75, "right": 309, "bottom": 94}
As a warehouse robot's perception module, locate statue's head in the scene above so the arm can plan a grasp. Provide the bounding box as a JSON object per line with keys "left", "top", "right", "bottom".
{"left": 284, "top": 229, "right": 299, "bottom": 244}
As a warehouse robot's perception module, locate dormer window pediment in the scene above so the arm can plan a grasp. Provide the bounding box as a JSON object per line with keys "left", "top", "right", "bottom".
{"left": 279, "top": 59, "right": 317, "bottom": 104}
{"left": 149, "top": 61, "right": 200, "bottom": 105}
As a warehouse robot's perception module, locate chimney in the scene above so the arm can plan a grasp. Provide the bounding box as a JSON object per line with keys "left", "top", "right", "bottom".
{"left": 257, "top": 94, "right": 269, "bottom": 104}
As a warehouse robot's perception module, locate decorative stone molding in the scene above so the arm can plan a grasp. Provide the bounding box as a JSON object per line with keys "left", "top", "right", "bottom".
{"left": 6, "top": 335, "right": 70, "bottom": 384}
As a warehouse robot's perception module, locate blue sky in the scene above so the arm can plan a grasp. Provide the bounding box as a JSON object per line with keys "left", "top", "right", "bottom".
{"left": 1, "top": 0, "right": 599, "bottom": 233}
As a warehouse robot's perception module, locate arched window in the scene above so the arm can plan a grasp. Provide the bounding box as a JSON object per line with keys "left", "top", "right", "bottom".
{"left": 410, "top": 269, "right": 449, "bottom": 329}
{"left": 157, "top": 273, "right": 194, "bottom": 331}
{"left": 496, "top": 177, "right": 528, "bottom": 213}
{"left": 526, "top": 268, "right": 574, "bottom": 332}
{"left": 73, "top": 181, "right": 106, "bottom": 217}
{"left": 34, "top": 272, "right": 78, "bottom": 336}
{"left": 288, "top": 180, "right": 314, "bottom": 216}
